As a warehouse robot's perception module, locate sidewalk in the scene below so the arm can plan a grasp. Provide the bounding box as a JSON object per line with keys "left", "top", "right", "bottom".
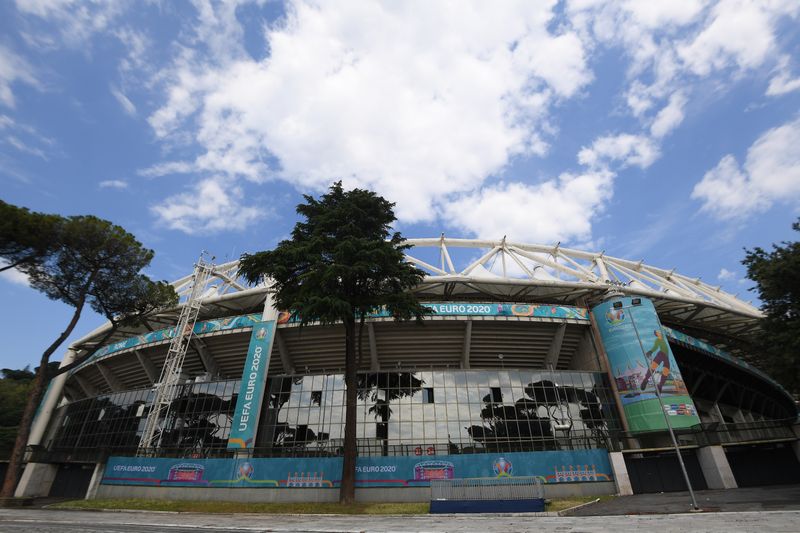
{"left": 566, "top": 484, "right": 800, "bottom": 516}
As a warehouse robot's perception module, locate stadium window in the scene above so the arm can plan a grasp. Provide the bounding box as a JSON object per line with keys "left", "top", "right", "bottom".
{"left": 423, "top": 388, "right": 435, "bottom": 404}
{"left": 490, "top": 387, "right": 502, "bottom": 404}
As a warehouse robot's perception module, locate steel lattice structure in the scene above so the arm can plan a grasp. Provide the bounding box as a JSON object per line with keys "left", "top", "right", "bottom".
{"left": 69, "top": 237, "right": 762, "bottom": 356}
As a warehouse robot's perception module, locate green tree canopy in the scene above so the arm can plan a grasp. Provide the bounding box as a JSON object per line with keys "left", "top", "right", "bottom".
{"left": 0, "top": 200, "right": 63, "bottom": 273}
{"left": 1, "top": 205, "right": 177, "bottom": 499}
{"left": 742, "top": 218, "right": 800, "bottom": 396}
{"left": 238, "top": 181, "right": 429, "bottom": 503}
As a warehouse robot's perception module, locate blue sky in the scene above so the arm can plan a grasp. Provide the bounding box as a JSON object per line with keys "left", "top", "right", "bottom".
{"left": 1, "top": 0, "right": 799, "bottom": 370}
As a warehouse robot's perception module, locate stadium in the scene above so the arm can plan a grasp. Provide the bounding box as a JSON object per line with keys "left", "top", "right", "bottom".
{"left": 14, "top": 238, "right": 800, "bottom": 502}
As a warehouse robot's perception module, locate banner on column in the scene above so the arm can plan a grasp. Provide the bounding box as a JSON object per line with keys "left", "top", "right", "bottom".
{"left": 227, "top": 321, "right": 275, "bottom": 449}
{"left": 591, "top": 297, "right": 700, "bottom": 433}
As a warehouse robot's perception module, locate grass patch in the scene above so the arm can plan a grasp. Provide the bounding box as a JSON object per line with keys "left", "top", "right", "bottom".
{"left": 52, "top": 495, "right": 614, "bottom": 515}
{"left": 546, "top": 495, "right": 614, "bottom": 512}
{"left": 50, "top": 498, "right": 430, "bottom": 515}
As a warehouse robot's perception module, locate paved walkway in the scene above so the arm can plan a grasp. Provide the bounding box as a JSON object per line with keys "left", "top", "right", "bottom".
{"left": 2, "top": 508, "right": 800, "bottom": 532}
{"left": 567, "top": 484, "right": 800, "bottom": 516}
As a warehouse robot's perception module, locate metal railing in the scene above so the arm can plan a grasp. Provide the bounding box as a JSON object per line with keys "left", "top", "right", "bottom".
{"left": 430, "top": 476, "right": 544, "bottom": 501}
{"left": 607, "top": 418, "right": 798, "bottom": 451}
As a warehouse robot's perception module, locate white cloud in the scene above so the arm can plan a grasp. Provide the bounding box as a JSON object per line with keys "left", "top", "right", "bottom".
{"left": 717, "top": 268, "right": 736, "bottom": 281}
{"left": 440, "top": 170, "right": 613, "bottom": 243}
{"left": 767, "top": 55, "right": 800, "bottom": 96}
{"left": 110, "top": 85, "right": 136, "bottom": 116}
{"left": 15, "top": 0, "right": 128, "bottom": 48}
{"left": 147, "top": 1, "right": 593, "bottom": 226}
{"left": 692, "top": 117, "right": 800, "bottom": 219}
{"left": 678, "top": 0, "right": 778, "bottom": 76}
{"left": 138, "top": 161, "right": 195, "bottom": 178}
{"left": 151, "top": 177, "right": 264, "bottom": 234}
{"left": 578, "top": 134, "right": 659, "bottom": 169}
{"left": 650, "top": 91, "right": 687, "bottom": 139}
{"left": 0, "top": 261, "right": 29, "bottom": 286}
{"left": 0, "top": 45, "right": 40, "bottom": 108}
{"left": 5, "top": 136, "right": 48, "bottom": 159}
{"left": 99, "top": 179, "right": 128, "bottom": 189}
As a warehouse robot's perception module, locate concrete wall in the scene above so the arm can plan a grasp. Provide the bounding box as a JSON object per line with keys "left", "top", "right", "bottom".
{"left": 697, "top": 445, "right": 737, "bottom": 489}
{"left": 14, "top": 463, "right": 58, "bottom": 498}
{"left": 96, "top": 481, "right": 616, "bottom": 503}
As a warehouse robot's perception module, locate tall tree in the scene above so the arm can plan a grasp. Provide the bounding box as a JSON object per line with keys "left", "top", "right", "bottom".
{"left": 742, "top": 218, "right": 800, "bottom": 396}
{"left": 238, "top": 182, "right": 429, "bottom": 503}
{"left": 1, "top": 211, "right": 176, "bottom": 499}
{"left": 0, "top": 200, "right": 63, "bottom": 273}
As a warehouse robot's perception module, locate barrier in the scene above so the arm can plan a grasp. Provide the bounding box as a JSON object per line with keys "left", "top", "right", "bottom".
{"left": 430, "top": 476, "right": 545, "bottom": 513}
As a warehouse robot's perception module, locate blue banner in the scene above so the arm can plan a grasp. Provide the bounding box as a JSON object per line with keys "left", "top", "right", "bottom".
{"left": 278, "top": 302, "right": 589, "bottom": 324}
{"left": 101, "top": 449, "right": 612, "bottom": 488}
{"left": 227, "top": 321, "right": 276, "bottom": 449}
{"left": 592, "top": 297, "right": 700, "bottom": 433}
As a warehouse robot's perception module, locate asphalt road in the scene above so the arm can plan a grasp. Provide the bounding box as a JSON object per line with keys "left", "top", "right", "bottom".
{"left": 2, "top": 508, "right": 800, "bottom": 532}
{"left": 568, "top": 484, "right": 800, "bottom": 516}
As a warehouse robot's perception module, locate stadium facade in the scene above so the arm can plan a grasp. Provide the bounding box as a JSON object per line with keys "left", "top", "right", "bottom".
{"left": 12, "top": 238, "right": 800, "bottom": 501}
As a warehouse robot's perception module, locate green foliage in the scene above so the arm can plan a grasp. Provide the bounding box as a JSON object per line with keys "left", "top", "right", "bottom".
{"left": 0, "top": 203, "right": 177, "bottom": 496}
{"left": 742, "top": 218, "right": 800, "bottom": 395}
{"left": 238, "top": 182, "right": 430, "bottom": 503}
{"left": 0, "top": 363, "right": 58, "bottom": 458}
{"left": 239, "top": 181, "right": 429, "bottom": 323}
{"left": 23, "top": 214, "right": 154, "bottom": 309}
{"left": 0, "top": 200, "right": 63, "bottom": 273}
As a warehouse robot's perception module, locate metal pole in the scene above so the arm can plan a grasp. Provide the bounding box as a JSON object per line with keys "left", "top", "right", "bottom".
{"left": 627, "top": 304, "right": 700, "bottom": 511}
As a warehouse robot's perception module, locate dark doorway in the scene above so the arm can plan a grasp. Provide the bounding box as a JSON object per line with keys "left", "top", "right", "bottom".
{"left": 625, "top": 449, "right": 708, "bottom": 494}
{"left": 48, "top": 463, "right": 95, "bottom": 498}
{"left": 725, "top": 443, "right": 800, "bottom": 487}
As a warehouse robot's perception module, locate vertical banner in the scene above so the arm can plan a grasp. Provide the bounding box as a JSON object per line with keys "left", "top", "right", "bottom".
{"left": 227, "top": 321, "right": 276, "bottom": 449}
{"left": 591, "top": 297, "right": 700, "bottom": 433}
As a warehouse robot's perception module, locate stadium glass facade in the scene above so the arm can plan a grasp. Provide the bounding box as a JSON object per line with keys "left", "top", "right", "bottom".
{"left": 49, "top": 370, "right": 618, "bottom": 459}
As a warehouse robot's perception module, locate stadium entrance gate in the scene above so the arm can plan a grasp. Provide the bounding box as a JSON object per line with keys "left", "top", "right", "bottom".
{"left": 624, "top": 450, "right": 707, "bottom": 494}
{"left": 48, "top": 463, "right": 95, "bottom": 498}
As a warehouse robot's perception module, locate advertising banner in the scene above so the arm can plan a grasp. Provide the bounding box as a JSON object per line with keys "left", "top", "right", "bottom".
{"left": 102, "top": 449, "right": 612, "bottom": 488}
{"left": 227, "top": 321, "right": 276, "bottom": 449}
{"left": 591, "top": 297, "right": 700, "bottom": 433}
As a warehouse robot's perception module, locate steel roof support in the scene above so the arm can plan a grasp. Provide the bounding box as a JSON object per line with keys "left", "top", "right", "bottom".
{"left": 97, "top": 363, "right": 123, "bottom": 392}
{"left": 74, "top": 374, "right": 98, "bottom": 397}
{"left": 275, "top": 329, "right": 294, "bottom": 374}
{"left": 135, "top": 350, "right": 158, "bottom": 385}
{"left": 367, "top": 323, "right": 380, "bottom": 371}
{"left": 191, "top": 338, "right": 219, "bottom": 377}
{"left": 461, "top": 319, "right": 472, "bottom": 370}
{"left": 545, "top": 323, "right": 566, "bottom": 370}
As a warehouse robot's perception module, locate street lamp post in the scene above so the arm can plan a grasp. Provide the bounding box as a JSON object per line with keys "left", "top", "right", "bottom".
{"left": 625, "top": 301, "right": 701, "bottom": 512}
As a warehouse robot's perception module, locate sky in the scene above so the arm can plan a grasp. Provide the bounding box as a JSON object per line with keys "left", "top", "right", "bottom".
{"left": 1, "top": 0, "right": 799, "bottom": 370}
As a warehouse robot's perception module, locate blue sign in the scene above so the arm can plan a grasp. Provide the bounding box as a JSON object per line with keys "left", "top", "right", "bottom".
{"left": 101, "top": 449, "right": 613, "bottom": 488}
{"left": 227, "top": 321, "right": 276, "bottom": 449}
{"left": 592, "top": 297, "right": 700, "bottom": 433}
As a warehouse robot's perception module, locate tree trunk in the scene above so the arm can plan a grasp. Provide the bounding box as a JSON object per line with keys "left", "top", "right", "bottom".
{"left": 339, "top": 315, "right": 358, "bottom": 504}
{"left": 0, "top": 299, "right": 85, "bottom": 499}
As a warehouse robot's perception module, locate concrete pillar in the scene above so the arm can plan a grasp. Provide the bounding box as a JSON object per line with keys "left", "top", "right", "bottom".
{"left": 14, "top": 463, "right": 58, "bottom": 498}
{"left": 609, "top": 452, "right": 633, "bottom": 495}
{"left": 28, "top": 348, "right": 78, "bottom": 447}
{"left": 697, "top": 445, "right": 738, "bottom": 489}
{"left": 85, "top": 462, "right": 106, "bottom": 500}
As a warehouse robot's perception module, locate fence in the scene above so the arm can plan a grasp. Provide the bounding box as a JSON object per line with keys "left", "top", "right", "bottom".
{"left": 429, "top": 476, "right": 545, "bottom": 513}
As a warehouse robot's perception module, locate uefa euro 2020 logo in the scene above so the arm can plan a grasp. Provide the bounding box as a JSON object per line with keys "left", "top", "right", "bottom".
{"left": 493, "top": 457, "right": 513, "bottom": 478}
{"left": 605, "top": 308, "right": 625, "bottom": 326}
{"left": 238, "top": 462, "right": 254, "bottom": 480}
{"left": 255, "top": 327, "right": 267, "bottom": 340}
